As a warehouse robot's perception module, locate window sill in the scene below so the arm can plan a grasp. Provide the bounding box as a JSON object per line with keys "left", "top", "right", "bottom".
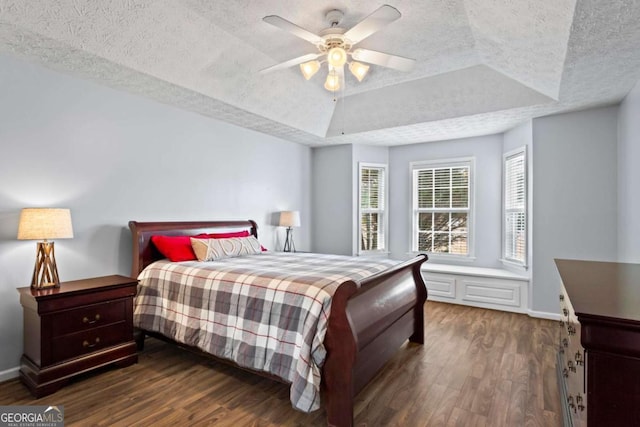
{"left": 408, "top": 252, "right": 476, "bottom": 263}
{"left": 358, "top": 251, "right": 390, "bottom": 258}
{"left": 499, "top": 258, "right": 528, "bottom": 273}
{"left": 422, "top": 263, "right": 529, "bottom": 282}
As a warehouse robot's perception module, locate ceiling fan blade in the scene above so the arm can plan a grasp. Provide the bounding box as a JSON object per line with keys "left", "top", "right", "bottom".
{"left": 344, "top": 5, "right": 401, "bottom": 45}
{"left": 263, "top": 15, "right": 324, "bottom": 45}
{"left": 352, "top": 48, "right": 415, "bottom": 72}
{"left": 260, "top": 53, "right": 321, "bottom": 74}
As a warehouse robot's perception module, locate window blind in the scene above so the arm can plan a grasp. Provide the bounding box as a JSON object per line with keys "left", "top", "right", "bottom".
{"left": 359, "top": 165, "right": 386, "bottom": 252}
{"left": 503, "top": 150, "right": 526, "bottom": 264}
{"left": 413, "top": 162, "right": 471, "bottom": 255}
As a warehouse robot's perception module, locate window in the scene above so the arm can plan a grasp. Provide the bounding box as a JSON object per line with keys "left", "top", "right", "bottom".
{"left": 359, "top": 163, "right": 387, "bottom": 253}
{"left": 503, "top": 148, "right": 527, "bottom": 265}
{"left": 411, "top": 158, "right": 473, "bottom": 256}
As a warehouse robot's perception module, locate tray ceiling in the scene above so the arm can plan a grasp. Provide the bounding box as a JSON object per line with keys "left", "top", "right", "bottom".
{"left": 1, "top": 0, "right": 639, "bottom": 146}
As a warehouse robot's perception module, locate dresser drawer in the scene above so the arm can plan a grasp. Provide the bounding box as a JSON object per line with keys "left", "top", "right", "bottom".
{"left": 51, "top": 300, "right": 127, "bottom": 337}
{"left": 51, "top": 322, "right": 129, "bottom": 363}
{"left": 18, "top": 275, "right": 138, "bottom": 398}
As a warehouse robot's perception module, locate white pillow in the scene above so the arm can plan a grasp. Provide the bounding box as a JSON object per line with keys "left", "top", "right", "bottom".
{"left": 191, "top": 236, "right": 262, "bottom": 261}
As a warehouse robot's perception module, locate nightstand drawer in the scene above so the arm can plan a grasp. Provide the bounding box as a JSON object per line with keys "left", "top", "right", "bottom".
{"left": 51, "top": 300, "right": 127, "bottom": 337}
{"left": 51, "top": 322, "right": 129, "bottom": 363}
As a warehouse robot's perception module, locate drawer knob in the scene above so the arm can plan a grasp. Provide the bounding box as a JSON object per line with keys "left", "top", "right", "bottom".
{"left": 559, "top": 294, "right": 564, "bottom": 301}
{"left": 575, "top": 351, "right": 584, "bottom": 366}
{"left": 563, "top": 368, "right": 569, "bottom": 378}
{"left": 82, "top": 337, "right": 101, "bottom": 349}
{"left": 83, "top": 314, "right": 101, "bottom": 325}
{"left": 562, "top": 308, "right": 569, "bottom": 316}
{"left": 563, "top": 338, "right": 568, "bottom": 348}
{"left": 568, "top": 360, "right": 576, "bottom": 373}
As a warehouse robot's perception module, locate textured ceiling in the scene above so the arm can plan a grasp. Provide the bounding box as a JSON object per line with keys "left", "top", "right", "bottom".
{"left": 1, "top": 0, "right": 639, "bottom": 146}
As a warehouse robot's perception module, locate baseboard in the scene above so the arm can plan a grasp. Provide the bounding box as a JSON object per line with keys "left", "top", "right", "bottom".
{"left": 527, "top": 309, "right": 561, "bottom": 321}
{"left": 0, "top": 366, "right": 20, "bottom": 383}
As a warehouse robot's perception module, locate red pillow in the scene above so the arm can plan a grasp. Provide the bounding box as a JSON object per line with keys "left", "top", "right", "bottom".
{"left": 151, "top": 235, "right": 199, "bottom": 262}
{"left": 151, "top": 231, "right": 253, "bottom": 262}
{"left": 207, "top": 230, "right": 250, "bottom": 239}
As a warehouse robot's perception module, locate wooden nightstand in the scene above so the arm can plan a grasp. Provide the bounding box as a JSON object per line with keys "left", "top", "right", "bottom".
{"left": 18, "top": 275, "right": 138, "bottom": 397}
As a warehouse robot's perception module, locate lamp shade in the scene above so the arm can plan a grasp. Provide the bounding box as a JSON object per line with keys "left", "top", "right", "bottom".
{"left": 300, "top": 60, "right": 321, "bottom": 80}
{"left": 327, "top": 47, "right": 347, "bottom": 68}
{"left": 324, "top": 72, "right": 340, "bottom": 91}
{"left": 17, "top": 208, "right": 74, "bottom": 240}
{"left": 349, "top": 61, "right": 370, "bottom": 82}
{"left": 279, "top": 211, "right": 301, "bottom": 228}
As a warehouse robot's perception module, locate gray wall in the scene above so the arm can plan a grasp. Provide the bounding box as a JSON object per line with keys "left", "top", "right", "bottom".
{"left": 0, "top": 53, "right": 312, "bottom": 374}
{"left": 311, "top": 144, "right": 390, "bottom": 255}
{"left": 388, "top": 135, "right": 504, "bottom": 267}
{"left": 618, "top": 80, "right": 640, "bottom": 262}
{"left": 531, "top": 106, "right": 619, "bottom": 314}
{"left": 311, "top": 145, "right": 353, "bottom": 255}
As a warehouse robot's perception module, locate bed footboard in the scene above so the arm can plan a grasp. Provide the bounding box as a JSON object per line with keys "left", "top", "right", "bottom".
{"left": 322, "top": 254, "right": 428, "bottom": 427}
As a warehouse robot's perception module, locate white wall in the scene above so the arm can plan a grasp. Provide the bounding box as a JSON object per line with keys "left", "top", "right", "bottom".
{"left": 388, "top": 135, "right": 504, "bottom": 267}
{"left": 0, "top": 53, "right": 311, "bottom": 373}
{"left": 531, "top": 106, "right": 618, "bottom": 314}
{"left": 618, "top": 80, "right": 640, "bottom": 262}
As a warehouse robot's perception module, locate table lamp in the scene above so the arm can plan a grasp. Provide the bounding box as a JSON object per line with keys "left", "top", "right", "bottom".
{"left": 17, "top": 208, "right": 74, "bottom": 289}
{"left": 279, "top": 211, "right": 300, "bottom": 252}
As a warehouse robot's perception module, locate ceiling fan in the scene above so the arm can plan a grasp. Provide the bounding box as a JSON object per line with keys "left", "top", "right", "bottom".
{"left": 260, "top": 4, "right": 415, "bottom": 92}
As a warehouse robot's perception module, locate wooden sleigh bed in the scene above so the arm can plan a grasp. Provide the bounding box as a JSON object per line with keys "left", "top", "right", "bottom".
{"left": 129, "top": 220, "right": 428, "bottom": 427}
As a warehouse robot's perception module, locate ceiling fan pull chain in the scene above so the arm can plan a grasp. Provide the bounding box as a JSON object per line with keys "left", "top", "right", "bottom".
{"left": 341, "top": 82, "right": 346, "bottom": 135}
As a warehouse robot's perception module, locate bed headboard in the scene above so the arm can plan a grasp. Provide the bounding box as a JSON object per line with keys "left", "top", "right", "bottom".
{"left": 128, "top": 220, "right": 258, "bottom": 277}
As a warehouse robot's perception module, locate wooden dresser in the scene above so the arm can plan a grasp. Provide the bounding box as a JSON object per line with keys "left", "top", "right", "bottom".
{"left": 555, "top": 259, "right": 640, "bottom": 427}
{"left": 18, "top": 275, "right": 138, "bottom": 397}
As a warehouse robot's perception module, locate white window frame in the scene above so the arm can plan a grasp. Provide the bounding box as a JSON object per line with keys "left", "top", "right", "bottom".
{"left": 358, "top": 162, "right": 388, "bottom": 255}
{"left": 501, "top": 146, "right": 528, "bottom": 268}
{"left": 410, "top": 157, "right": 475, "bottom": 261}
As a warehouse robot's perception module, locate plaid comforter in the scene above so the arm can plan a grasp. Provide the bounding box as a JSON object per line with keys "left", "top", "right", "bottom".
{"left": 134, "top": 252, "right": 398, "bottom": 412}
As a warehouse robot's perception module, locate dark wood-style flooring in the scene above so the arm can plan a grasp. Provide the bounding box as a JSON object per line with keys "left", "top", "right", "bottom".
{"left": 0, "top": 301, "right": 561, "bottom": 426}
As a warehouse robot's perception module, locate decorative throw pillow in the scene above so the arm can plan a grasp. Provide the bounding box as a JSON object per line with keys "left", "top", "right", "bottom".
{"left": 151, "top": 230, "right": 252, "bottom": 262}
{"left": 191, "top": 236, "right": 262, "bottom": 261}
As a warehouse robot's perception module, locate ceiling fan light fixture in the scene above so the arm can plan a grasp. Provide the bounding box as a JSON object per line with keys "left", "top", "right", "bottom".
{"left": 327, "top": 47, "right": 347, "bottom": 68}
{"left": 324, "top": 71, "right": 340, "bottom": 91}
{"left": 300, "top": 60, "right": 321, "bottom": 80}
{"left": 349, "top": 61, "right": 370, "bottom": 82}
{"left": 262, "top": 5, "right": 415, "bottom": 94}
